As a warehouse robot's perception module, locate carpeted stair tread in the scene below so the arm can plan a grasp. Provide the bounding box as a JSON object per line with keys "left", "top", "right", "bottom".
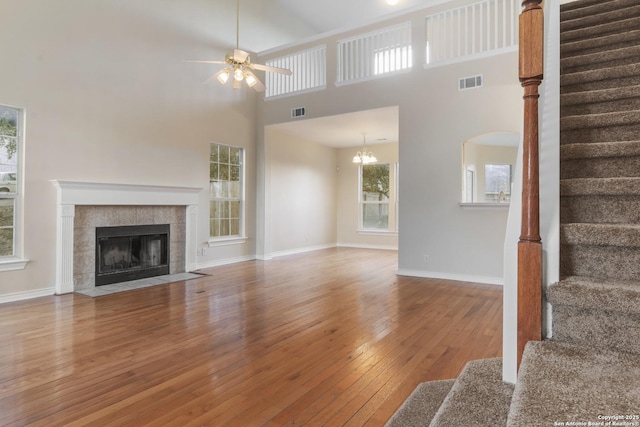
{"left": 561, "top": 15, "right": 640, "bottom": 43}
{"left": 560, "top": 244, "right": 640, "bottom": 282}
{"left": 506, "top": 341, "right": 640, "bottom": 427}
{"left": 561, "top": 177, "right": 640, "bottom": 196}
{"left": 561, "top": 4, "right": 640, "bottom": 34}
{"left": 552, "top": 305, "right": 640, "bottom": 355}
{"left": 384, "top": 380, "right": 454, "bottom": 427}
{"left": 561, "top": 110, "right": 640, "bottom": 131}
{"left": 560, "top": 155, "right": 640, "bottom": 179}
{"left": 559, "top": 0, "right": 603, "bottom": 12}
{"left": 560, "top": 141, "right": 640, "bottom": 160}
{"left": 548, "top": 276, "right": 640, "bottom": 315}
{"left": 428, "top": 358, "right": 513, "bottom": 427}
{"left": 561, "top": 62, "right": 640, "bottom": 90}
{"left": 561, "top": 44, "right": 640, "bottom": 73}
{"left": 561, "top": 29, "right": 640, "bottom": 58}
{"left": 561, "top": 223, "right": 640, "bottom": 247}
{"left": 562, "top": 85, "right": 640, "bottom": 107}
{"left": 561, "top": 85, "right": 640, "bottom": 116}
{"left": 560, "top": 0, "right": 640, "bottom": 24}
{"left": 561, "top": 194, "right": 640, "bottom": 224}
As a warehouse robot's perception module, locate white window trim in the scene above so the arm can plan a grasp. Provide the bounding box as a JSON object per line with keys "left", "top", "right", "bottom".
{"left": 0, "top": 257, "right": 29, "bottom": 272}
{"left": 0, "top": 104, "right": 27, "bottom": 271}
{"left": 208, "top": 236, "right": 248, "bottom": 248}
{"left": 458, "top": 202, "right": 510, "bottom": 210}
{"left": 356, "top": 229, "right": 398, "bottom": 236}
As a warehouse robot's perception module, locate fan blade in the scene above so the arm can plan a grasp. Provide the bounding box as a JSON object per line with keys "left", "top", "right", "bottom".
{"left": 252, "top": 79, "right": 265, "bottom": 92}
{"left": 251, "top": 63, "right": 293, "bottom": 76}
{"left": 203, "top": 74, "right": 219, "bottom": 85}
{"left": 184, "top": 60, "right": 228, "bottom": 65}
{"left": 233, "top": 49, "right": 250, "bottom": 63}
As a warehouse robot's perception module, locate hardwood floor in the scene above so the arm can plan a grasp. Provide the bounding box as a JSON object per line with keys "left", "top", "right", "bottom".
{"left": 0, "top": 248, "right": 503, "bottom": 426}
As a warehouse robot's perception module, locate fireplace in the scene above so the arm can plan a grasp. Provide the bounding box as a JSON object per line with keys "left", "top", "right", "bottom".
{"left": 51, "top": 180, "right": 201, "bottom": 294}
{"left": 95, "top": 224, "right": 170, "bottom": 286}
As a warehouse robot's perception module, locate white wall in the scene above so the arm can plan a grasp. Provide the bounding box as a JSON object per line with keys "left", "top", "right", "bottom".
{"left": 265, "top": 132, "right": 399, "bottom": 256}
{"left": 0, "top": 0, "right": 259, "bottom": 299}
{"left": 268, "top": 129, "right": 338, "bottom": 255}
{"left": 257, "top": 4, "right": 522, "bottom": 284}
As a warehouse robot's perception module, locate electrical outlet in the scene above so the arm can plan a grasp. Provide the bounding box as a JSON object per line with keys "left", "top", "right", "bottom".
{"left": 202, "top": 247, "right": 208, "bottom": 256}
{"left": 423, "top": 254, "right": 430, "bottom": 263}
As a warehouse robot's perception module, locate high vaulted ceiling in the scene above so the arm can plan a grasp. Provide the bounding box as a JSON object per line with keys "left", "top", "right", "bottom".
{"left": 265, "top": 0, "right": 441, "bottom": 52}
{"left": 170, "top": 0, "right": 446, "bottom": 54}
{"left": 151, "top": 0, "right": 445, "bottom": 147}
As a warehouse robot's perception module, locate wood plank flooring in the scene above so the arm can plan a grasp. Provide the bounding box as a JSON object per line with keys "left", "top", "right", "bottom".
{"left": 0, "top": 248, "right": 503, "bottom": 426}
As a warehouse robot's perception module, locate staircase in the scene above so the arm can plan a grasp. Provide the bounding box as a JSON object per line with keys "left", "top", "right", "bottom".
{"left": 386, "top": 1, "right": 640, "bottom": 425}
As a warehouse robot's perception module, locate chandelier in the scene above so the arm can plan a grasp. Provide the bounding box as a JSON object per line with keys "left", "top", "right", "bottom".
{"left": 352, "top": 133, "right": 377, "bottom": 164}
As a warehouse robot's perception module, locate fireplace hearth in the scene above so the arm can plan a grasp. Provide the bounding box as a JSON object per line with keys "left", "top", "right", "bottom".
{"left": 96, "top": 224, "right": 170, "bottom": 286}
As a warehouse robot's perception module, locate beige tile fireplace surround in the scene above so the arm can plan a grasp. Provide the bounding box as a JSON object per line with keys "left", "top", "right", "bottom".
{"left": 73, "top": 205, "right": 186, "bottom": 291}
{"left": 51, "top": 181, "right": 201, "bottom": 295}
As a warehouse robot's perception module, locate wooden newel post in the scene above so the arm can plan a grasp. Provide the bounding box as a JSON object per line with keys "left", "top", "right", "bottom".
{"left": 517, "top": 0, "right": 544, "bottom": 369}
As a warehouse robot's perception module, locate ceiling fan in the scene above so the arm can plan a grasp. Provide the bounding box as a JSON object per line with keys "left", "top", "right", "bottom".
{"left": 186, "top": 0, "right": 292, "bottom": 92}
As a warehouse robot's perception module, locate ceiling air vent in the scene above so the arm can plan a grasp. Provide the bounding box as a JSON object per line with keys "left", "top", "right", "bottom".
{"left": 459, "top": 75, "right": 483, "bottom": 91}
{"left": 291, "top": 107, "right": 306, "bottom": 118}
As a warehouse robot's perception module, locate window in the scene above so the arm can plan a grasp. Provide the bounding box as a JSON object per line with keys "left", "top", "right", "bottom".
{"left": 0, "top": 105, "right": 21, "bottom": 263}
{"left": 360, "top": 163, "right": 391, "bottom": 230}
{"left": 484, "top": 164, "right": 511, "bottom": 202}
{"left": 209, "top": 143, "right": 244, "bottom": 240}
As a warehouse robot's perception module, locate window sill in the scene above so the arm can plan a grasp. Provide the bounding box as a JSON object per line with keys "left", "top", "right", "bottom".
{"left": 0, "top": 257, "right": 29, "bottom": 272}
{"left": 356, "top": 229, "right": 398, "bottom": 236}
{"left": 207, "top": 237, "right": 248, "bottom": 248}
{"left": 458, "top": 202, "right": 510, "bottom": 210}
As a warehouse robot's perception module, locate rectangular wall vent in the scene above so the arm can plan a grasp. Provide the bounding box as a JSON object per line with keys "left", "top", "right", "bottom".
{"left": 291, "top": 107, "right": 306, "bottom": 118}
{"left": 459, "top": 75, "right": 483, "bottom": 91}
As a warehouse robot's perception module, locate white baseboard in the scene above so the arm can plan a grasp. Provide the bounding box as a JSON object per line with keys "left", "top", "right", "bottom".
{"left": 336, "top": 243, "right": 398, "bottom": 251}
{"left": 201, "top": 243, "right": 395, "bottom": 264}
{"left": 396, "top": 269, "right": 503, "bottom": 286}
{"left": 0, "top": 287, "right": 56, "bottom": 304}
{"left": 195, "top": 255, "right": 256, "bottom": 270}
{"left": 271, "top": 243, "right": 336, "bottom": 259}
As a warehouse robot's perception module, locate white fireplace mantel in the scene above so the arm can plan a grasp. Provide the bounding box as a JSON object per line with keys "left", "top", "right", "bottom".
{"left": 51, "top": 180, "right": 202, "bottom": 295}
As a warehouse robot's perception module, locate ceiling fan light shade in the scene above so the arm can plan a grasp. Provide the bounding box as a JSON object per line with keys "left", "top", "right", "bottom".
{"left": 245, "top": 72, "right": 257, "bottom": 87}
{"left": 233, "top": 68, "right": 244, "bottom": 81}
{"left": 215, "top": 68, "right": 231, "bottom": 84}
